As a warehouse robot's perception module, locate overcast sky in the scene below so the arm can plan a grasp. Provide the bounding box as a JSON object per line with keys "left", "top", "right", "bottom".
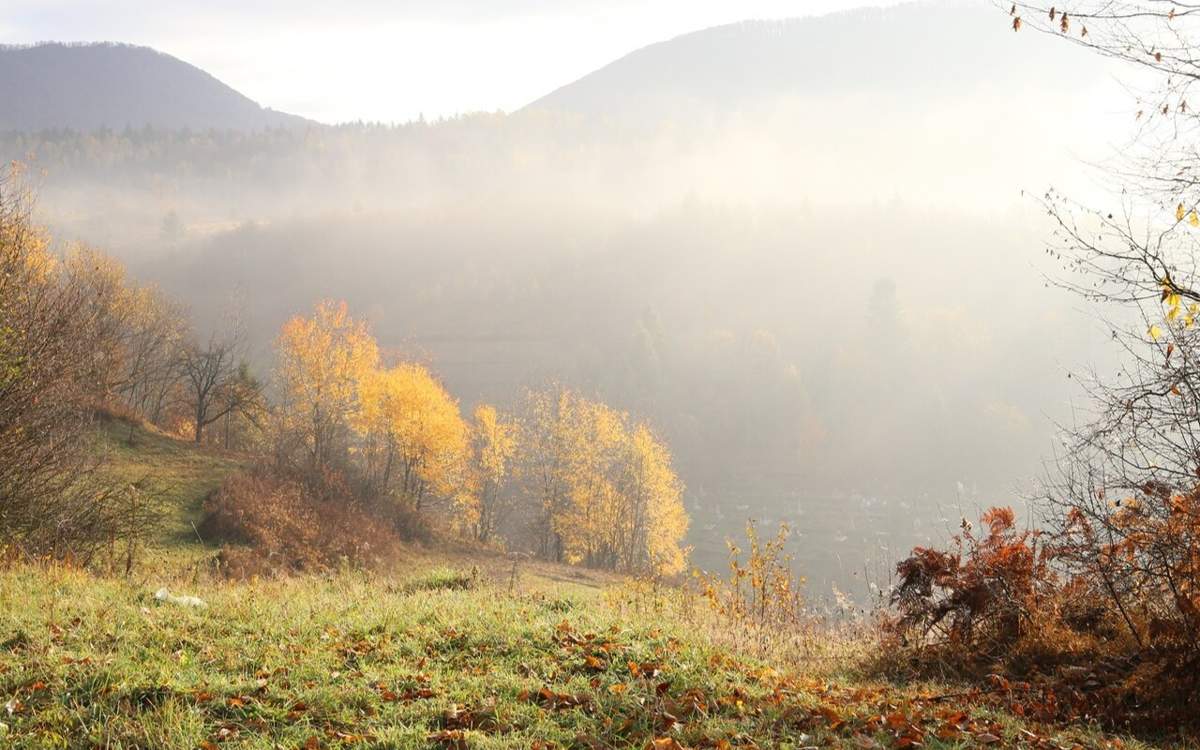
{"left": 1, "top": 0, "right": 909, "bottom": 123}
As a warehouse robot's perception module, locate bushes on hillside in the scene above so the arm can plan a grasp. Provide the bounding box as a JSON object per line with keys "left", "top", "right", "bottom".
{"left": 884, "top": 505, "right": 1200, "bottom": 731}
{"left": 696, "top": 521, "right": 807, "bottom": 656}
{"left": 0, "top": 169, "right": 147, "bottom": 563}
{"left": 202, "top": 469, "right": 402, "bottom": 577}
{"left": 890, "top": 507, "right": 1053, "bottom": 653}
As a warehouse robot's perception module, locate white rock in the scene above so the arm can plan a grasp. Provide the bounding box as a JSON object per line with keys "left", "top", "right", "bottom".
{"left": 154, "top": 587, "right": 206, "bottom": 608}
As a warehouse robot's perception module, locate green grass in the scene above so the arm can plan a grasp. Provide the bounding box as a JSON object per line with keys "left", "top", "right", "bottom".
{"left": 92, "top": 415, "right": 242, "bottom": 552}
{"left": 399, "top": 567, "right": 480, "bottom": 595}
{"left": 0, "top": 420, "right": 1165, "bottom": 749}
{"left": 0, "top": 567, "right": 1151, "bottom": 750}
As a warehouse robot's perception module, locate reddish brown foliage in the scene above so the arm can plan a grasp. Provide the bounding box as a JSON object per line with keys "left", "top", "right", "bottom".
{"left": 885, "top": 505, "right": 1200, "bottom": 734}
{"left": 1058, "top": 482, "right": 1200, "bottom": 651}
{"left": 201, "top": 468, "right": 401, "bottom": 577}
{"left": 890, "top": 507, "right": 1051, "bottom": 651}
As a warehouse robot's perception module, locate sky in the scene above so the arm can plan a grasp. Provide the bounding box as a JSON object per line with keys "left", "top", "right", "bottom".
{"left": 0, "top": 0, "right": 910, "bottom": 124}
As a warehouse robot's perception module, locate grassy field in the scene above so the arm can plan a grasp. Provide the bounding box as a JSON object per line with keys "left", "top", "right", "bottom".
{"left": 92, "top": 416, "right": 244, "bottom": 553}
{"left": 0, "top": 422, "right": 1163, "bottom": 749}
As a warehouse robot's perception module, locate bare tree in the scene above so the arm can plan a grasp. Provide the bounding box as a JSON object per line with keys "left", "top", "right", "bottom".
{"left": 118, "top": 286, "right": 188, "bottom": 428}
{"left": 218, "top": 361, "right": 267, "bottom": 450}
{"left": 179, "top": 327, "right": 262, "bottom": 445}
{"left": 1004, "top": 1, "right": 1200, "bottom": 648}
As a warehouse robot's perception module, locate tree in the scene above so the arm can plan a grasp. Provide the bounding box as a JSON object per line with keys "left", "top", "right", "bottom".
{"left": 179, "top": 330, "right": 261, "bottom": 444}
{"left": 556, "top": 397, "right": 627, "bottom": 569}
{"left": 217, "top": 361, "right": 267, "bottom": 450}
{"left": 275, "top": 300, "right": 379, "bottom": 476}
{"left": 118, "top": 284, "right": 188, "bottom": 429}
{"left": 353, "top": 362, "right": 468, "bottom": 510}
{"left": 1007, "top": 1, "right": 1200, "bottom": 648}
{"left": 62, "top": 245, "right": 134, "bottom": 400}
{"left": 621, "top": 424, "right": 689, "bottom": 575}
{"left": 463, "top": 403, "right": 519, "bottom": 543}
{"left": 0, "top": 168, "right": 141, "bottom": 561}
{"left": 60, "top": 248, "right": 192, "bottom": 437}
{"left": 519, "top": 386, "right": 689, "bottom": 575}
{"left": 520, "top": 387, "right": 582, "bottom": 562}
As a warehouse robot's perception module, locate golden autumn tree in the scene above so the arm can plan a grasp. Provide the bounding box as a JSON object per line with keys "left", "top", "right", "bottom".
{"left": 275, "top": 300, "right": 379, "bottom": 475}
{"left": 520, "top": 385, "right": 689, "bottom": 575}
{"left": 621, "top": 424, "right": 689, "bottom": 575}
{"left": 520, "top": 386, "right": 583, "bottom": 561}
{"left": 353, "top": 362, "right": 468, "bottom": 511}
{"left": 462, "top": 403, "right": 519, "bottom": 543}
{"left": 556, "top": 397, "right": 627, "bottom": 569}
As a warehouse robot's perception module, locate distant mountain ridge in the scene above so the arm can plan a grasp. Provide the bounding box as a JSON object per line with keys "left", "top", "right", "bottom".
{"left": 0, "top": 42, "right": 312, "bottom": 132}
{"left": 523, "top": 1, "right": 1091, "bottom": 121}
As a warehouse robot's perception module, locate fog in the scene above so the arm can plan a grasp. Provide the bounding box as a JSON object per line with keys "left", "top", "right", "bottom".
{"left": 2, "top": 1, "right": 1138, "bottom": 597}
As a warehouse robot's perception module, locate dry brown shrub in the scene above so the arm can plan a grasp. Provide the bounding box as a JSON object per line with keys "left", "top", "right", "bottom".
{"left": 879, "top": 506, "right": 1200, "bottom": 734}
{"left": 201, "top": 468, "right": 401, "bottom": 577}
{"left": 886, "top": 507, "right": 1055, "bottom": 655}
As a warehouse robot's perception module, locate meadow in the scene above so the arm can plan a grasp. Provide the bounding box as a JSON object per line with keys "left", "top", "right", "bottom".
{"left": 0, "top": 420, "right": 1149, "bottom": 750}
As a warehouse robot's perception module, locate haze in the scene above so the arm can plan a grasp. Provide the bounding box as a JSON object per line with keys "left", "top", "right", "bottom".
{"left": 0, "top": 0, "right": 1138, "bottom": 597}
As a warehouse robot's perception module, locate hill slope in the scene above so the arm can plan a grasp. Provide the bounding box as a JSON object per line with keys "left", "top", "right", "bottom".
{"left": 0, "top": 565, "right": 1146, "bottom": 748}
{"left": 0, "top": 421, "right": 1158, "bottom": 748}
{"left": 0, "top": 43, "right": 311, "bottom": 131}
{"left": 524, "top": 1, "right": 1093, "bottom": 122}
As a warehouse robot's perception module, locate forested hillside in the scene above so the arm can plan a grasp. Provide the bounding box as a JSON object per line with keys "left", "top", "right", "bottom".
{"left": 0, "top": 42, "right": 309, "bottom": 131}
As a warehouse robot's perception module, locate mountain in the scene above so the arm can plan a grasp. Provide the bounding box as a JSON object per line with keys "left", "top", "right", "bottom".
{"left": 523, "top": 1, "right": 1093, "bottom": 121}
{"left": 0, "top": 42, "right": 312, "bottom": 132}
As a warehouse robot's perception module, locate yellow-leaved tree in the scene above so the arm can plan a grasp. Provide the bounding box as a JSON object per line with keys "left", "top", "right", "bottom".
{"left": 557, "top": 397, "right": 627, "bottom": 569}
{"left": 521, "top": 386, "right": 584, "bottom": 561}
{"left": 622, "top": 424, "right": 689, "bottom": 575}
{"left": 275, "top": 300, "right": 379, "bottom": 475}
{"left": 353, "top": 362, "right": 468, "bottom": 511}
{"left": 462, "top": 403, "right": 519, "bottom": 543}
{"left": 520, "top": 386, "right": 689, "bottom": 576}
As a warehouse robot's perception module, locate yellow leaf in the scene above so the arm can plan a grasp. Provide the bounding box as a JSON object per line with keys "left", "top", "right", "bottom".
{"left": 1189, "top": 210, "right": 1198, "bottom": 227}
{"left": 1149, "top": 325, "right": 1165, "bottom": 341}
{"left": 1178, "top": 203, "right": 1186, "bottom": 222}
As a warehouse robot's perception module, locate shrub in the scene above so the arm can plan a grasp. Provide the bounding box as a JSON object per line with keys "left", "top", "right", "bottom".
{"left": 400, "top": 566, "right": 479, "bottom": 594}
{"left": 0, "top": 170, "right": 147, "bottom": 565}
{"left": 884, "top": 506, "right": 1200, "bottom": 732}
{"left": 201, "top": 468, "right": 400, "bottom": 576}
{"left": 889, "top": 507, "right": 1054, "bottom": 653}
{"left": 695, "top": 521, "right": 807, "bottom": 656}
{"left": 371, "top": 499, "right": 438, "bottom": 546}
{"left": 1056, "top": 482, "right": 1200, "bottom": 652}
